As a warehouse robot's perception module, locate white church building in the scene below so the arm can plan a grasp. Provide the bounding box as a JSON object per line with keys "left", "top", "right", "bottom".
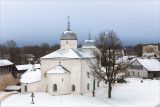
{"left": 20, "top": 17, "right": 102, "bottom": 95}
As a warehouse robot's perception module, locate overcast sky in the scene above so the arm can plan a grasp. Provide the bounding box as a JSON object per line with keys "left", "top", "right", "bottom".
{"left": 0, "top": 0, "right": 160, "bottom": 46}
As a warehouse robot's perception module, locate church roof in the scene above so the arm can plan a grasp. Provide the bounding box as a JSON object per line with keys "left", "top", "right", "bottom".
{"left": 41, "top": 48, "right": 94, "bottom": 59}
{"left": 47, "top": 65, "right": 70, "bottom": 74}
{"left": 61, "top": 31, "right": 77, "bottom": 40}
{"left": 82, "top": 39, "right": 96, "bottom": 49}
{"left": 60, "top": 16, "right": 77, "bottom": 40}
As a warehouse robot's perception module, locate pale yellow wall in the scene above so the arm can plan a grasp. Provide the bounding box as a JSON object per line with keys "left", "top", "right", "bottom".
{"left": 143, "top": 45, "right": 159, "bottom": 54}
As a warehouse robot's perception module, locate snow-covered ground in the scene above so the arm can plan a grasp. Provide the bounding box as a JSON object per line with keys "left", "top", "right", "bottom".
{"left": 1, "top": 78, "right": 160, "bottom": 107}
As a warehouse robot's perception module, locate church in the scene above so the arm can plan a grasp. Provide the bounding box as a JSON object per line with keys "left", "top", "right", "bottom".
{"left": 20, "top": 17, "right": 102, "bottom": 95}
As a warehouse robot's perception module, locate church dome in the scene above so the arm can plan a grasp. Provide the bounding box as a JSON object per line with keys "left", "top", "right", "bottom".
{"left": 60, "top": 16, "right": 77, "bottom": 40}
{"left": 61, "top": 31, "right": 77, "bottom": 40}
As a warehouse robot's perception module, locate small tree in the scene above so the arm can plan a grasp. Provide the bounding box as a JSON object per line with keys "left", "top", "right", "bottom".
{"left": 89, "top": 30, "right": 127, "bottom": 98}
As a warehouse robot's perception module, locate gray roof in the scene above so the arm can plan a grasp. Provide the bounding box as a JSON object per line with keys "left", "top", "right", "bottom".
{"left": 0, "top": 59, "right": 13, "bottom": 66}
{"left": 61, "top": 31, "right": 77, "bottom": 40}
{"left": 41, "top": 48, "right": 94, "bottom": 59}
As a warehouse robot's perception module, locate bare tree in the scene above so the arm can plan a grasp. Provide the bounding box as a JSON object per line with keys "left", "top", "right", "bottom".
{"left": 89, "top": 31, "right": 127, "bottom": 98}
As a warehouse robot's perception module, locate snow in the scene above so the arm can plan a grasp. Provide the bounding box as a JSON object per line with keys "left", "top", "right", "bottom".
{"left": 63, "top": 31, "right": 75, "bottom": 34}
{"left": 1, "top": 78, "right": 160, "bottom": 107}
{"left": 116, "top": 56, "right": 136, "bottom": 64}
{"left": 82, "top": 45, "right": 97, "bottom": 49}
{"left": 136, "top": 58, "right": 160, "bottom": 71}
{"left": 0, "top": 59, "right": 13, "bottom": 66}
{"left": 16, "top": 64, "right": 40, "bottom": 71}
{"left": 20, "top": 68, "right": 41, "bottom": 84}
{"left": 82, "top": 39, "right": 96, "bottom": 49}
{"left": 0, "top": 91, "right": 18, "bottom": 100}
{"left": 5, "top": 85, "right": 21, "bottom": 91}
{"left": 47, "top": 65, "right": 70, "bottom": 74}
{"left": 41, "top": 48, "right": 94, "bottom": 59}
{"left": 84, "top": 40, "right": 94, "bottom": 43}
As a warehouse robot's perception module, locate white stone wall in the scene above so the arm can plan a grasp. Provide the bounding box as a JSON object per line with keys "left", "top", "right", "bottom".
{"left": 128, "top": 60, "right": 148, "bottom": 77}
{"left": 41, "top": 58, "right": 82, "bottom": 94}
{"left": 81, "top": 59, "right": 93, "bottom": 94}
{"left": 21, "top": 81, "right": 41, "bottom": 94}
{"left": 47, "top": 73, "right": 70, "bottom": 95}
{"left": 60, "top": 40, "right": 77, "bottom": 49}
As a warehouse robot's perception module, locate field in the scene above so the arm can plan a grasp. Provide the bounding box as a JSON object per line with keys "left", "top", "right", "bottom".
{"left": 1, "top": 78, "right": 160, "bottom": 107}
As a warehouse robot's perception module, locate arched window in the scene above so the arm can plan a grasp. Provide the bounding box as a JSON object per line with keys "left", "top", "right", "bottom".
{"left": 97, "top": 81, "right": 99, "bottom": 87}
{"left": 72, "top": 85, "right": 75, "bottom": 91}
{"left": 87, "top": 83, "right": 90, "bottom": 90}
{"left": 25, "top": 85, "right": 27, "bottom": 92}
{"left": 53, "top": 84, "right": 57, "bottom": 92}
{"left": 133, "top": 72, "right": 135, "bottom": 76}
{"left": 87, "top": 72, "right": 90, "bottom": 78}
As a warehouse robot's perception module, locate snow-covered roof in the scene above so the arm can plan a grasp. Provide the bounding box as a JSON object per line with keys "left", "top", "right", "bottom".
{"left": 47, "top": 65, "right": 70, "bottom": 74}
{"left": 20, "top": 68, "right": 41, "bottom": 83}
{"left": 136, "top": 58, "right": 160, "bottom": 71}
{"left": 16, "top": 64, "right": 40, "bottom": 71}
{"left": 61, "top": 31, "right": 77, "bottom": 40}
{"left": 82, "top": 45, "right": 97, "bottom": 49}
{"left": 82, "top": 39, "right": 96, "bottom": 49}
{"left": 84, "top": 40, "right": 94, "bottom": 43}
{"left": 116, "top": 56, "right": 136, "bottom": 64}
{"left": 41, "top": 48, "right": 94, "bottom": 59}
{"left": 0, "top": 59, "right": 13, "bottom": 66}
{"left": 5, "top": 85, "right": 21, "bottom": 91}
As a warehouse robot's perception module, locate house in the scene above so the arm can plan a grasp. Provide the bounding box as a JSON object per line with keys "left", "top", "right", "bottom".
{"left": 142, "top": 45, "right": 159, "bottom": 58}
{"left": 20, "top": 66, "right": 41, "bottom": 93}
{"left": 0, "top": 59, "right": 18, "bottom": 90}
{"left": 128, "top": 58, "right": 160, "bottom": 79}
{"left": 16, "top": 64, "right": 40, "bottom": 77}
{"left": 21, "top": 54, "right": 35, "bottom": 64}
{"left": 20, "top": 17, "right": 102, "bottom": 95}
{"left": 0, "top": 59, "right": 17, "bottom": 77}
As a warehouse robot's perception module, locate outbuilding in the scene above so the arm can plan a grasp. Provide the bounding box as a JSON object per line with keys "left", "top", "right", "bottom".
{"left": 128, "top": 58, "right": 160, "bottom": 79}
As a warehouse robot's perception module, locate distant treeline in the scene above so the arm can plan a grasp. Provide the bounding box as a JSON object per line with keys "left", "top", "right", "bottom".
{"left": 0, "top": 40, "right": 160, "bottom": 65}
{"left": 0, "top": 40, "right": 60, "bottom": 64}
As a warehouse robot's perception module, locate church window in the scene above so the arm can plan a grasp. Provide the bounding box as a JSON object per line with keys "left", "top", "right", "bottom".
{"left": 25, "top": 85, "right": 27, "bottom": 92}
{"left": 72, "top": 85, "right": 75, "bottom": 91}
{"left": 87, "top": 72, "right": 90, "bottom": 78}
{"left": 97, "top": 81, "right": 99, "bottom": 87}
{"left": 53, "top": 84, "right": 57, "bottom": 92}
{"left": 87, "top": 83, "right": 90, "bottom": 90}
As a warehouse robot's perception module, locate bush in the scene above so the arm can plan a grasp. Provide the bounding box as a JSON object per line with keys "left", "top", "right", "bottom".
{"left": 116, "top": 77, "right": 127, "bottom": 83}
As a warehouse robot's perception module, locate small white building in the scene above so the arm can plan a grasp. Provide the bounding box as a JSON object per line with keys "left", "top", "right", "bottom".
{"left": 16, "top": 64, "right": 40, "bottom": 77}
{"left": 128, "top": 58, "right": 160, "bottom": 79}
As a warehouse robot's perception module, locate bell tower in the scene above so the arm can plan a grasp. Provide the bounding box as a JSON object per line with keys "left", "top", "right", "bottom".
{"left": 60, "top": 16, "right": 77, "bottom": 49}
